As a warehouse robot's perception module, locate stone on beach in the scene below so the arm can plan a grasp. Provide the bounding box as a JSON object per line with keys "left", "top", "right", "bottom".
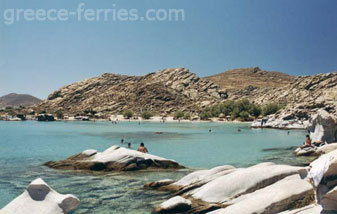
{"left": 0, "top": 178, "right": 79, "bottom": 214}
{"left": 45, "top": 145, "right": 184, "bottom": 172}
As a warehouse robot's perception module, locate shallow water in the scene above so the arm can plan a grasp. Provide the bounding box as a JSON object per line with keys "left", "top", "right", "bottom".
{"left": 0, "top": 121, "right": 310, "bottom": 213}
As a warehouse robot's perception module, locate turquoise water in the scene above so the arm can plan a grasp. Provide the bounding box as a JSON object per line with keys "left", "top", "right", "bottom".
{"left": 0, "top": 121, "right": 309, "bottom": 213}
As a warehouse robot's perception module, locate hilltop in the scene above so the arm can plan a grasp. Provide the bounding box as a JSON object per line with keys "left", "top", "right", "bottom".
{"left": 203, "top": 67, "right": 294, "bottom": 91}
{"left": 0, "top": 93, "right": 42, "bottom": 108}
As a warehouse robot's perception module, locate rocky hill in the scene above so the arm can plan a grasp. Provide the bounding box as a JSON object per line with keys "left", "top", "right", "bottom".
{"left": 203, "top": 67, "right": 294, "bottom": 91}
{"left": 0, "top": 93, "right": 42, "bottom": 108}
{"left": 38, "top": 68, "right": 227, "bottom": 115}
{"left": 231, "top": 72, "right": 337, "bottom": 118}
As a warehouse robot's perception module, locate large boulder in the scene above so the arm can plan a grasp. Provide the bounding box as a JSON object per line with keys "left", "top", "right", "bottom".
{"left": 309, "top": 149, "right": 337, "bottom": 187}
{"left": 190, "top": 163, "right": 305, "bottom": 204}
{"left": 0, "top": 178, "right": 79, "bottom": 214}
{"left": 308, "top": 109, "right": 337, "bottom": 144}
{"left": 207, "top": 175, "right": 314, "bottom": 214}
{"left": 45, "top": 145, "right": 184, "bottom": 172}
{"left": 322, "top": 186, "right": 337, "bottom": 211}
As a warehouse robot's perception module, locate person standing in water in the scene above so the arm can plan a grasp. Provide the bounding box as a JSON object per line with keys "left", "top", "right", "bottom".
{"left": 137, "top": 142, "right": 148, "bottom": 153}
{"left": 121, "top": 138, "right": 124, "bottom": 144}
{"left": 128, "top": 143, "right": 131, "bottom": 148}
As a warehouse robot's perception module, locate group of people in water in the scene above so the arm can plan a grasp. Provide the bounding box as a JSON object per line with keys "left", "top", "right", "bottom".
{"left": 121, "top": 138, "right": 149, "bottom": 153}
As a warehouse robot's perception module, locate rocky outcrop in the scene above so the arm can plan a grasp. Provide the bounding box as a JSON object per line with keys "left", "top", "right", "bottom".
{"left": 0, "top": 178, "right": 79, "bottom": 214}
{"left": 208, "top": 175, "right": 314, "bottom": 214}
{"left": 308, "top": 109, "right": 337, "bottom": 144}
{"left": 37, "top": 68, "right": 227, "bottom": 115}
{"left": 251, "top": 114, "right": 308, "bottom": 129}
{"left": 243, "top": 72, "right": 337, "bottom": 119}
{"left": 149, "top": 163, "right": 313, "bottom": 214}
{"left": 153, "top": 196, "right": 192, "bottom": 214}
{"left": 45, "top": 146, "right": 184, "bottom": 172}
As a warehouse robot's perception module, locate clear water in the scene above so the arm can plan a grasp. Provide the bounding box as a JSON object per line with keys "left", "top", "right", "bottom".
{"left": 0, "top": 121, "right": 311, "bottom": 213}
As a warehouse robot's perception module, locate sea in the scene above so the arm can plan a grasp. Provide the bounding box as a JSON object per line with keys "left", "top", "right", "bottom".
{"left": 0, "top": 120, "right": 312, "bottom": 213}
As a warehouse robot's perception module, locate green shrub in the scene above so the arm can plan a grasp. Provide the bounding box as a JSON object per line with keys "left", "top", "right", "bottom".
{"left": 174, "top": 111, "right": 184, "bottom": 119}
{"left": 183, "top": 112, "right": 191, "bottom": 120}
{"left": 262, "top": 103, "right": 282, "bottom": 116}
{"left": 141, "top": 111, "right": 153, "bottom": 120}
{"left": 239, "top": 111, "right": 250, "bottom": 121}
{"left": 56, "top": 111, "right": 64, "bottom": 119}
{"left": 123, "top": 109, "right": 134, "bottom": 119}
{"left": 199, "top": 99, "right": 262, "bottom": 121}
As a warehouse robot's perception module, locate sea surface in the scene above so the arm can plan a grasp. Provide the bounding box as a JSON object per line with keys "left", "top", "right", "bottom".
{"left": 0, "top": 121, "right": 311, "bottom": 213}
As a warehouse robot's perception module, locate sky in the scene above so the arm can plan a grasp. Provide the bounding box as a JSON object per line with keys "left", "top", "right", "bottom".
{"left": 0, "top": 0, "right": 336, "bottom": 99}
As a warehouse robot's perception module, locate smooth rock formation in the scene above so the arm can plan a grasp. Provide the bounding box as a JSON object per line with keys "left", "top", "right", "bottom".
{"left": 0, "top": 178, "right": 79, "bottom": 214}
{"left": 153, "top": 196, "right": 192, "bottom": 214}
{"left": 278, "top": 204, "right": 323, "bottom": 214}
{"left": 190, "top": 163, "right": 303, "bottom": 204}
{"left": 45, "top": 145, "right": 184, "bottom": 172}
{"left": 150, "top": 163, "right": 310, "bottom": 214}
{"left": 153, "top": 165, "right": 236, "bottom": 193}
{"left": 308, "top": 110, "right": 337, "bottom": 144}
{"left": 309, "top": 149, "right": 337, "bottom": 185}
{"left": 207, "top": 175, "right": 314, "bottom": 214}
{"left": 322, "top": 186, "right": 337, "bottom": 211}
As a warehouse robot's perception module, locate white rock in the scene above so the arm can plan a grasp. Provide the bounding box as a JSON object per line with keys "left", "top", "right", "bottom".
{"left": 82, "top": 149, "right": 97, "bottom": 156}
{"left": 321, "top": 185, "right": 337, "bottom": 211}
{"left": 90, "top": 146, "right": 174, "bottom": 164}
{"left": 277, "top": 204, "right": 322, "bottom": 214}
{"left": 0, "top": 178, "right": 79, "bottom": 214}
{"left": 159, "top": 196, "right": 192, "bottom": 210}
{"left": 308, "top": 109, "right": 337, "bottom": 144}
{"left": 310, "top": 149, "right": 337, "bottom": 182}
{"left": 191, "top": 163, "right": 303, "bottom": 203}
{"left": 174, "top": 165, "right": 235, "bottom": 187}
{"left": 207, "top": 175, "right": 314, "bottom": 214}
{"left": 314, "top": 143, "right": 337, "bottom": 155}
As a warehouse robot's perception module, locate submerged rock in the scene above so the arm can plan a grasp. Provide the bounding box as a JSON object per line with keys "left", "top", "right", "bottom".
{"left": 45, "top": 145, "right": 184, "bottom": 172}
{"left": 0, "top": 178, "right": 79, "bottom": 214}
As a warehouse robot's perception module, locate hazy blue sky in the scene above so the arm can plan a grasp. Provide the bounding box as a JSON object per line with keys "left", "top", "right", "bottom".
{"left": 0, "top": 0, "right": 336, "bottom": 99}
